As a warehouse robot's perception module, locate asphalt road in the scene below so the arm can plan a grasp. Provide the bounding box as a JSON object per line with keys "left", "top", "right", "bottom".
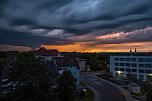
{"left": 81, "top": 73, "right": 126, "bottom": 101}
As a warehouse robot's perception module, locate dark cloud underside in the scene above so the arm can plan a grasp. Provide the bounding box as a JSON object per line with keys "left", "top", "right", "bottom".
{"left": 0, "top": 0, "right": 152, "bottom": 50}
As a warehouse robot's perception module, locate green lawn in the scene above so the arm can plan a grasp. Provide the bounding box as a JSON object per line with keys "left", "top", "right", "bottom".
{"left": 86, "top": 88, "right": 94, "bottom": 101}
{"left": 0, "top": 93, "right": 7, "bottom": 97}
{"left": 79, "top": 83, "right": 94, "bottom": 101}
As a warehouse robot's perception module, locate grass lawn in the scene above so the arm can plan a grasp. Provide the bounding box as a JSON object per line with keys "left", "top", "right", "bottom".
{"left": 86, "top": 88, "right": 94, "bottom": 101}
{"left": 0, "top": 93, "right": 7, "bottom": 97}
{"left": 79, "top": 83, "right": 94, "bottom": 101}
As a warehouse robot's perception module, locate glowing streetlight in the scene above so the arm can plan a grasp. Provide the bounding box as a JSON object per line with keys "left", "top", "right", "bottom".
{"left": 118, "top": 71, "right": 121, "bottom": 74}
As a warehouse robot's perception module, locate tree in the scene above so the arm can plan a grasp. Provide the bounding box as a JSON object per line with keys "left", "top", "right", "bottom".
{"left": 58, "top": 70, "right": 76, "bottom": 101}
{"left": 0, "top": 58, "right": 5, "bottom": 76}
{"left": 80, "top": 53, "right": 100, "bottom": 71}
{"left": 8, "top": 52, "right": 54, "bottom": 101}
{"left": 89, "top": 55, "right": 100, "bottom": 71}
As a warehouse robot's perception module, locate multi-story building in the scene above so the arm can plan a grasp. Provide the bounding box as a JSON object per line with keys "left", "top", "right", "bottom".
{"left": 110, "top": 55, "right": 152, "bottom": 81}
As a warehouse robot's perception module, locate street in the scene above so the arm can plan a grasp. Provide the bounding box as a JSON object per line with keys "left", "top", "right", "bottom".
{"left": 81, "top": 73, "right": 126, "bottom": 101}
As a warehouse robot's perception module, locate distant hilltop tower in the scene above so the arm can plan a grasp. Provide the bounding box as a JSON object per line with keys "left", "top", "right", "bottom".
{"left": 130, "top": 49, "right": 132, "bottom": 55}
{"left": 130, "top": 48, "right": 137, "bottom": 55}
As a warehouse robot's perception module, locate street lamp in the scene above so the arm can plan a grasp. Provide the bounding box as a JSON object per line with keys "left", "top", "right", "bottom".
{"left": 118, "top": 71, "right": 121, "bottom": 78}
{"left": 118, "top": 71, "right": 121, "bottom": 74}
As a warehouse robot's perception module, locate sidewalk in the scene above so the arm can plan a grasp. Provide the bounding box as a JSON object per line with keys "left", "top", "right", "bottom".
{"left": 95, "top": 75, "right": 140, "bottom": 101}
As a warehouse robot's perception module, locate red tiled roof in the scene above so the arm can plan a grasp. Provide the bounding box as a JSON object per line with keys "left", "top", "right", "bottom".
{"left": 33, "top": 47, "right": 59, "bottom": 56}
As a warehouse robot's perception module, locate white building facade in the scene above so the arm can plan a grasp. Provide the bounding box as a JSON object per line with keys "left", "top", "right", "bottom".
{"left": 58, "top": 66, "right": 80, "bottom": 85}
{"left": 110, "top": 55, "right": 152, "bottom": 81}
{"left": 77, "top": 59, "right": 86, "bottom": 71}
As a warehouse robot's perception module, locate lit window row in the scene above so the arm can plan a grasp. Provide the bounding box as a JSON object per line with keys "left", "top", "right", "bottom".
{"left": 115, "top": 58, "right": 136, "bottom": 61}
{"left": 115, "top": 63, "right": 152, "bottom": 68}
{"left": 115, "top": 58, "right": 152, "bottom": 62}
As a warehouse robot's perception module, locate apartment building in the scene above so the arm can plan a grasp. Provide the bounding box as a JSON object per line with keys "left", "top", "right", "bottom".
{"left": 110, "top": 55, "right": 152, "bottom": 81}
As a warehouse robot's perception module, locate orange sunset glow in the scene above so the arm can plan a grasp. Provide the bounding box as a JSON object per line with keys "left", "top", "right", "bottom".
{"left": 41, "top": 41, "right": 152, "bottom": 52}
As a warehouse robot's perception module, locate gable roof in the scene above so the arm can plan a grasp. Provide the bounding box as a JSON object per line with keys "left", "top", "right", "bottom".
{"left": 53, "top": 57, "right": 79, "bottom": 69}
{"left": 44, "top": 61, "right": 59, "bottom": 78}
{"left": 33, "top": 47, "right": 59, "bottom": 56}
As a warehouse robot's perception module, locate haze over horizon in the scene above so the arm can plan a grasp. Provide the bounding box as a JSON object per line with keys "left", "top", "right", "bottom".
{"left": 0, "top": 0, "right": 152, "bottom": 52}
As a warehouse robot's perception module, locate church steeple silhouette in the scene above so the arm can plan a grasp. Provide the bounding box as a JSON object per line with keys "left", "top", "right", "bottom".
{"left": 130, "top": 49, "right": 132, "bottom": 54}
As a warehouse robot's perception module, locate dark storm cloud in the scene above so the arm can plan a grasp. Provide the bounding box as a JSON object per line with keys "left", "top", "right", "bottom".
{"left": 0, "top": 0, "right": 152, "bottom": 48}
{"left": 11, "top": 19, "right": 37, "bottom": 26}
{"left": 0, "top": 28, "right": 72, "bottom": 48}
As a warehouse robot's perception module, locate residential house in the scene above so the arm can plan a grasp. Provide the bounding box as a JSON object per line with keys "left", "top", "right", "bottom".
{"left": 53, "top": 57, "right": 80, "bottom": 85}
{"left": 33, "top": 47, "right": 80, "bottom": 84}
{"left": 77, "top": 59, "right": 86, "bottom": 71}
{"left": 32, "top": 47, "right": 59, "bottom": 61}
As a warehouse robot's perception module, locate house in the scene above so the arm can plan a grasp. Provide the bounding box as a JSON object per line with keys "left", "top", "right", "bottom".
{"left": 77, "top": 59, "right": 86, "bottom": 71}
{"left": 77, "top": 58, "right": 90, "bottom": 72}
{"left": 52, "top": 57, "right": 80, "bottom": 85}
{"left": 32, "top": 47, "right": 59, "bottom": 61}
{"left": 33, "top": 47, "right": 80, "bottom": 84}
{"left": 44, "top": 60, "right": 59, "bottom": 80}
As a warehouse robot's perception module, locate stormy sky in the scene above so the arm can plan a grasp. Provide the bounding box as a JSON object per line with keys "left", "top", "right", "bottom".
{"left": 0, "top": 0, "right": 152, "bottom": 52}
